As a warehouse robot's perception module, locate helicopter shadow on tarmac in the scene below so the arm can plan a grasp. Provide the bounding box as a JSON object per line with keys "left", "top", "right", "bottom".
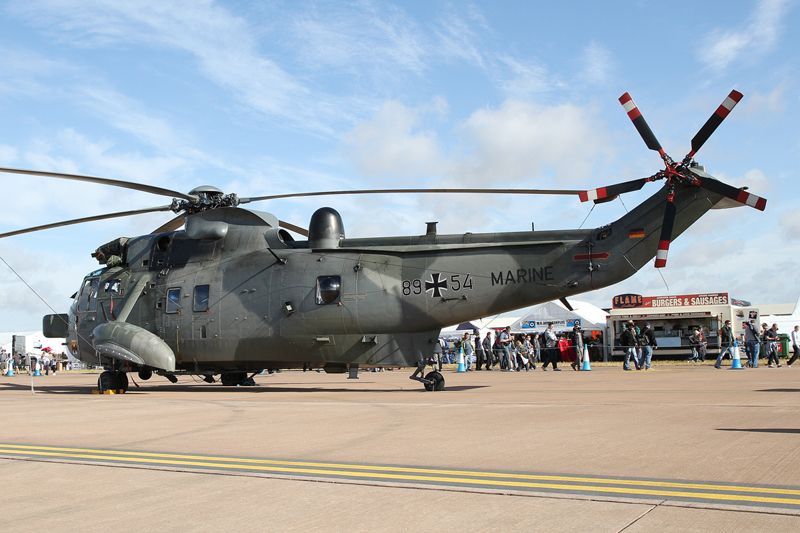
{"left": 0, "top": 381, "right": 96, "bottom": 395}
{"left": 717, "top": 428, "right": 800, "bottom": 434}
{"left": 0, "top": 380, "right": 489, "bottom": 395}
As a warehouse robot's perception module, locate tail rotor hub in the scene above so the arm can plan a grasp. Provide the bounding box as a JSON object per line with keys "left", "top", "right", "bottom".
{"left": 580, "top": 90, "right": 766, "bottom": 268}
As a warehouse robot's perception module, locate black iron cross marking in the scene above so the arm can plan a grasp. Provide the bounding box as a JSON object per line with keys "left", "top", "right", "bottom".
{"left": 425, "top": 273, "right": 448, "bottom": 297}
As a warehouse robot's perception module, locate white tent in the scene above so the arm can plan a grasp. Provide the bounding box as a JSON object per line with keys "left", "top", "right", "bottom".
{"left": 757, "top": 295, "right": 800, "bottom": 338}
{"left": 441, "top": 317, "right": 521, "bottom": 340}
{"left": 0, "top": 331, "right": 67, "bottom": 358}
{"left": 509, "top": 300, "right": 608, "bottom": 334}
{"left": 453, "top": 317, "right": 520, "bottom": 332}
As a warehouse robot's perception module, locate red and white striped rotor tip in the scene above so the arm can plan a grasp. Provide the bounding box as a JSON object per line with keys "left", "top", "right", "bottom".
{"left": 579, "top": 187, "right": 607, "bottom": 203}
{"left": 736, "top": 189, "right": 767, "bottom": 211}
{"left": 654, "top": 240, "right": 669, "bottom": 268}
{"left": 619, "top": 93, "right": 640, "bottom": 120}
{"left": 718, "top": 90, "right": 743, "bottom": 119}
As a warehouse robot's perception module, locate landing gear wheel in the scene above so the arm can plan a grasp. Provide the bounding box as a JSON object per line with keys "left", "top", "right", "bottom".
{"left": 98, "top": 371, "right": 119, "bottom": 392}
{"left": 221, "top": 371, "right": 248, "bottom": 386}
{"left": 423, "top": 371, "right": 445, "bottom": 391}
{"left": 116, "top": 372, "right": 129, "bottom": 392}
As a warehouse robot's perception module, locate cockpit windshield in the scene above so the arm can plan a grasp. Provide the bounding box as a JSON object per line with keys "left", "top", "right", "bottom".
{"left": 78, "top": 278, "right": 99, "bottom": 312}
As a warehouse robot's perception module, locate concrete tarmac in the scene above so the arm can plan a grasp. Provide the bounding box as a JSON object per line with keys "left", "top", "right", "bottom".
{"left": 1, "top": 364, "right": 799, "bottom": 531}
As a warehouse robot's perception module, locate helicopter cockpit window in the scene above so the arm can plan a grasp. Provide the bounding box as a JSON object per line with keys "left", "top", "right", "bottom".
{"left": 316, "top": 276, "right": 341, "bottom": 305}
{"left": 166, "top": 288, "right": 181, "bottom": 314}
{"left": 193, "top": 285, "right": 210, "bottom": 312}
{"left": 78, "top": 278, "right": 99, "bottom": 312}
{"left": 104, "top": 279, "right": 122, "bottom": 294}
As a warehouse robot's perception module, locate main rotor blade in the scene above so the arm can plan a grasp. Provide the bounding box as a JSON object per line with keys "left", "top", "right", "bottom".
{"left": 619, "top": 93, "right": 664, "bottom": 154}
{"left": 0, "top": 166, "right": 198, "bottom": 202}
{"left": 685, "top": 90, "right": 743, "bottom": 160}
{"left": 579, "top": 178, "right": 650, "bottom": 203}
{"left": 279, "top": 220, "right": 309, "bottom": 237}
{"left": 0, "top": 206, "right": 173, "bottom": 239}
{"left": 240, "top": 188, "right": 582, "bottom": 203}
{"left": 152, "top": 215, "right": 186, "bottom": 234}
{"left": 655, "top": 201, "right": 676, "bottom": 269}
{"left": 696, "top": 175, "right": 767, "bottom": 211}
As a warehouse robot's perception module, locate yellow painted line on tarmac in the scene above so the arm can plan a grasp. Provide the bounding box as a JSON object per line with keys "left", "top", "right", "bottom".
{"left": 1, "top": 443, "right": 796, "bottom": 497}
{"left": 1, "top": 444, "right": 799, "bottom": 506}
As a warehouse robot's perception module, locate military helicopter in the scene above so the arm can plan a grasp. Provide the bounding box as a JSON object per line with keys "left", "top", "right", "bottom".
{"left": 2, "top": 91, "right": 765, "bottom": 392}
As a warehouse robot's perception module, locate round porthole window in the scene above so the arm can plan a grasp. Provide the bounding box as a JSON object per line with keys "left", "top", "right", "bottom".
{"left": 317, "top": 276, "right": 341, "bottom": 304}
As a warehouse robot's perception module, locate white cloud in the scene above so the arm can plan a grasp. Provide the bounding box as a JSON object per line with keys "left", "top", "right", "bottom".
{"left": 715, "top": 168, "right": 773, "bottom": 193}
{"left": 435, "top": 15, "right": 486, "bottom": 68}
{"left": 79, "top": 87, "right": 186, "bottom": 151}
{"left": 669, "top": 238, "right": 746, "bottom": 269}
{"left": 11, "top": 0, "right": 345, "bottom": 134}
{"left": 343, "top": 97, "right": 611, "bottom": 189}
{"left": 0, "top": 46, "right": 62, "bottom": 99}
{"left": 342, "top": 100, "right": 446, "bottom": 180}
{"left": 0, "top": 145, "right": 19, "bottom": 164}
{"left": 579, "top": 41, "right": 613, "bottom": 85}
{"left": 737, "top": 82, "right": 789, "bottom": 117}
{"left": 458, "top": 99, "right": 609, "bottom": 186}
{"left": 496, "top": 56, "right": 555, "bottom": 97}
{"left": 779, "top": 206, "right": 800, "bottom": 240}
{"left": 697, "top": 0, "right": 793, "bottom": 71}
{"left": 292, "top": 2, "right": 428, "bottom": 74}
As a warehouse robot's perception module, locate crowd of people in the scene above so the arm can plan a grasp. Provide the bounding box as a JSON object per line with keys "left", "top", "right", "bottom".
{"left": 616, "top": 318, "right": 800, "bottom": 370}
{"left": 739, "top": 320, "right": 800, "bottom": 368}
{"left": 436, "top": 324, "right": 590, "bottom": 372}
{"left": 1, "top": 352, "right": 71, "bottom": 376}
{"left": 437, "top": 320, "right": 800, "bottom": 372}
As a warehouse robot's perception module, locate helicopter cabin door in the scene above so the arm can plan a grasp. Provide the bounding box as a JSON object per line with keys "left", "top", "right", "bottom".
{"left": 153, "top": 234, "right": 219, "bottom": 364}
{"left": 160, "top": 283, "right": 188, "bottom": 362}
{"left": 189, "top": 271, "right": 218, "bottom": 344}
{"left": 279, "top": 256, "right": 347, "bottom": 360}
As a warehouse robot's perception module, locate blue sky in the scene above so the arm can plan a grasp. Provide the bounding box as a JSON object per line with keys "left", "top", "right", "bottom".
{"left": 0, "top": 0, "right": 798, "bottom": 332}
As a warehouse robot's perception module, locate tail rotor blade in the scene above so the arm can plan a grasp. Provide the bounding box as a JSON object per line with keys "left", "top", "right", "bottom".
{"left": 655, "top": 201, "right": 676, "bottom": 268}
{"left": 686, "top": 90, "right": 743, "bottom": 160}
{"left": 580, "top": 178, "right": 649, "bottom": 203}
{"left": 620, "top": 93, "right": 664, "bottom": 154}
{"left": 696, "top": 175, "right": 767, "bottom": 211}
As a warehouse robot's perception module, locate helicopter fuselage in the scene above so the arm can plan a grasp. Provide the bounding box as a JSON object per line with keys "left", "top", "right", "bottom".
{"left": 56, "top": 174, "right": 725, "bottom": 378}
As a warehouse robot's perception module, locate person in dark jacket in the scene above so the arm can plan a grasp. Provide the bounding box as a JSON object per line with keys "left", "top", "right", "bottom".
{"left": 482, "top": 332, "right": 494, "bottom": 370}
{"left": 638, "top": 322, "right": 657, "bottom": 370}
{"left": 492, "top": 334, "right": 504, "bottom": 370}
{"left": 474, "top": 331, "right": 484, "bottom": 371}
{"left": 541, "top": 323, "right": 560, "bottom": 371}
{"left": 715, "top": 320, "right": 735, "bottom": 369}
{"left": 621, "top": 321, "right": 640, "bottom": 371}
{"left": 744, "top": 320, "right": 760, "bottom": 367}
{"left": 764, "top": 324, "right": 781, "bottom": 368}
{"left": 570, "top": 325, "right": 584, "bottom": 371}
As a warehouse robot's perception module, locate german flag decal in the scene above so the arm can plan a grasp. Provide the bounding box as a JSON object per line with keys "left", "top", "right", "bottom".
{"left": 629, "top": 228, "right": 645, "bottom": 239}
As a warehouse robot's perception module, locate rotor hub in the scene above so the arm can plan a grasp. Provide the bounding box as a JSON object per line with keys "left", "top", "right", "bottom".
{"left": 171, "top": 186, "right": 240, "bottom": 214}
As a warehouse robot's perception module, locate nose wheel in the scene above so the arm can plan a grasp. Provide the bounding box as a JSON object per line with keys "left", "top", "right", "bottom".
{"left": 97, "top": 370, "right": 129, "bottom": 393}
